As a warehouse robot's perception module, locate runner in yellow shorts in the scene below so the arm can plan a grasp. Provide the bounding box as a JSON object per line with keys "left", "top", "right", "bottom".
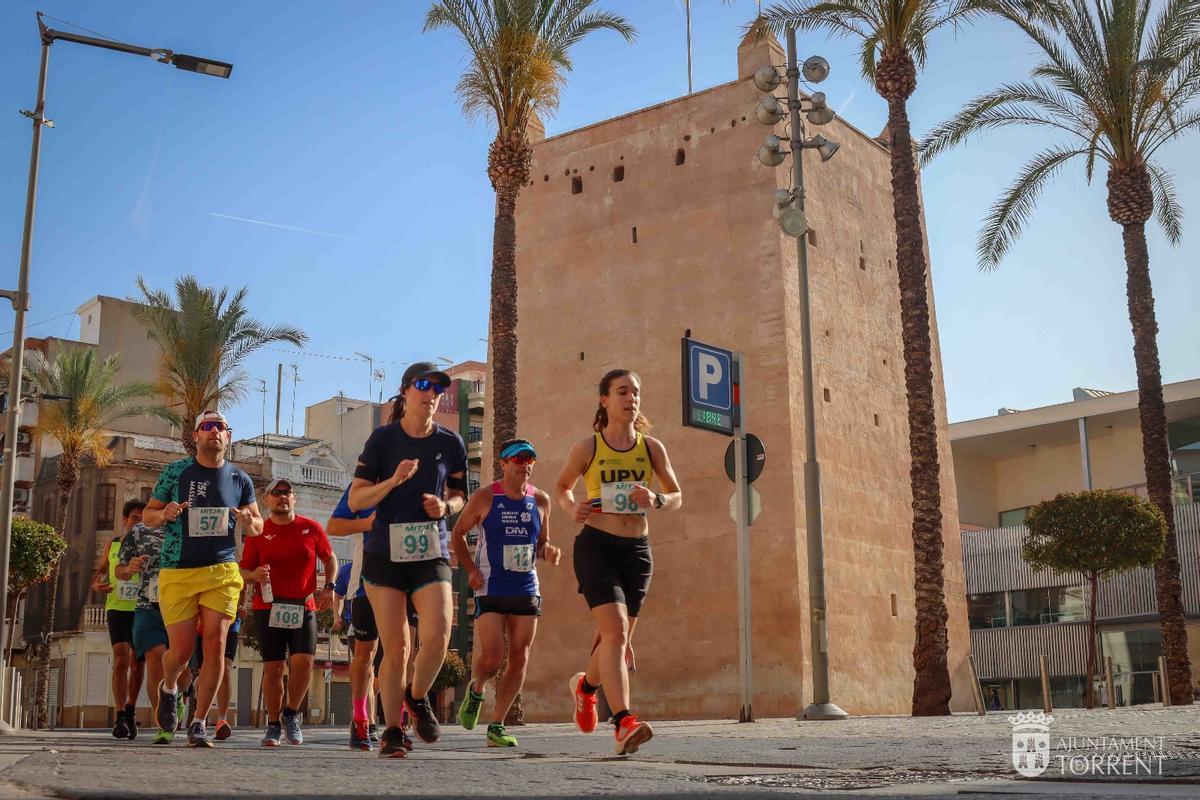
{"left": 142, "top": 411, "right": 262, "bottom": 747}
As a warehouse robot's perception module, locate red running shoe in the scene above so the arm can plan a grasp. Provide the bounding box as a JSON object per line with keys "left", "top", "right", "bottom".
{"left": 569, "top": 672, "right": 598, "bottom": 734}
{"left": 214, "top": 720, "right": 232, "bottom": 741}
{"left": 614, "top": 714, "right": 653, "bottom": 755}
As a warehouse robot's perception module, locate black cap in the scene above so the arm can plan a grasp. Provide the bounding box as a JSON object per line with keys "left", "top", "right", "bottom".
{"left": 401, "top": 361, "right": 451, "bottom": 389}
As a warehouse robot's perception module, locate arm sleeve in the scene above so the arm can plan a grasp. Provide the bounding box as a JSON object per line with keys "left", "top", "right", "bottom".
{"left": 332, "top": 486, "right": 366, "bottom": 520}
{"left": 239, "top": 534, "right": 259, "bottom": 571}
{"left": 356, "top": 428, "right": 384, "bottom": 483}
{"left": 334, "top": 562, "right": 349, "bottom": 597}
{"left": 151, "top": 466, "right": 176, "bottom": 503}
{"left": 240, "top": 471, "right": 256, "bottom": 507}
{"left": 451, "top": 432, "right": 468, "bottom": 475}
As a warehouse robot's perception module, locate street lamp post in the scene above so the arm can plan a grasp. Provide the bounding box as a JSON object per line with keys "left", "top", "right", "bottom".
{"left": 0, "top": 12, "right": 231, "bottom": 729}
{"left": 752, "top": 26, "right": 848, "bottom": 722}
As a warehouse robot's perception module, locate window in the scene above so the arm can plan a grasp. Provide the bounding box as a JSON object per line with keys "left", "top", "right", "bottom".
{"left": 1010, "top": 585, "right": 1086, "bottom": 626}
{"left": 675, "top": 148, "right": 686, "bottom": 166}
{"left": 967, "top": 592, "right": 1007, "bottom": 629}
{"left": 998, "top": 506, "right": 1030, "bottom": 527}
{"left": 468, "top": 472, "right": 481, "bottom": 495}
{"left": 97, "top": 483, "right": 116, "bottom": 530}
{"left": 571, "top": 176, "right": 582, "bottom": 194}
{"left": 140, "top": 486, "right": 152, "bottom": 503}
{"left": 612, "top": 165, "right": 624, "bottom": 182}
{"left": 468, "top": 426, "right": 483, "bottom": 444}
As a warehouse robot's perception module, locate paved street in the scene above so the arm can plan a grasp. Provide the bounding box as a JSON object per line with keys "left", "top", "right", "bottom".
{"left": 0, "top": 705, "right": 1197, "bottom": 799}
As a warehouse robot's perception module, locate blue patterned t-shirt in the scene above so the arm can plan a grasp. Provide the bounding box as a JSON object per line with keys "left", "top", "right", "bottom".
{"left": 152, "top": 457, "right": 255, "bottom": 569}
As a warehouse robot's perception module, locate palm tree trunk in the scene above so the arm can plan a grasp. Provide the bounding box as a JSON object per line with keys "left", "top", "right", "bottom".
{"left": 1085, "top": 572, "right": 1098, "bottom": 709}
{"left": 882, "top": 87, "right": 952, "bottom": 717}
{"left": 34, "top": 471, "right": 75, "bottom": 728}
{"left": 488, "top": 183, "right": 520, "bottom": 479}
{"left": 1122, "top": 221, "right": 1193, "bottom": 705}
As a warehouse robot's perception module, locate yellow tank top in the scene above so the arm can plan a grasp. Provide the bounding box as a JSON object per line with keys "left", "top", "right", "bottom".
{"left": 104, "top": 539, "right": 138, "bottom": 612}
{"left": 584, "top": 432, "right": 654, "bottom": 514}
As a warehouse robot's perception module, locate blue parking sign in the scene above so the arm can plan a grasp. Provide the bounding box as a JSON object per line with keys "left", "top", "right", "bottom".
{"left": 682, "top": 338, "right": 735, "bottom": 435}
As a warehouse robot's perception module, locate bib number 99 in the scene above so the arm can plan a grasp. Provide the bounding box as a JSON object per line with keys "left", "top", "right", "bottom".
{"left": 389, "top": 522, "right": 438, "bottom": 563}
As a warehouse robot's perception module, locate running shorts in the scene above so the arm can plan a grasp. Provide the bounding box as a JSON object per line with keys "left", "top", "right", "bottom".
{"left": 350, "top": 595, "right": 378, "bottom": 642}
{"left": 158, "top": 562, "right": 243, "bottom": 626}
{"left": 253, "top": 606, "right": 317, "bottom": 662}
{"left": 132, "top": 606, "right": 168, "bottom": 658}
{"left": 106, "top": 609, "right": 135, "bottom": 646}
{"left": 572, "top": 525, "right": 653, "bottom": 617}
{"left": 475, "top": 595, "right": 542, "bottom": 618}
{"left": 361, "top": 554, "right": 451, "bottom": 597}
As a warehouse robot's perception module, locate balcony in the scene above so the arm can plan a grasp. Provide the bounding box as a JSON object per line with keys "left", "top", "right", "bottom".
{"left": 15, "top": 453, "right": 34, "bottom": 484}
{"left": 468, "top": 391, "right": 484, "bottom": 415}
{"left": 273, "top": 461, "right": 351, "bottom": 489}
{"left": 83, "top": 605, "right": 106, "bottom": 631}
{"left": 467, "top": 440, "right": 482, "bottom": 462}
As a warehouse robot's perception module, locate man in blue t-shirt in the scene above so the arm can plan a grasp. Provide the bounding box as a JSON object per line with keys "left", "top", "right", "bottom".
{"left": 142, "top": 411, "right": 263, "bottom": 748}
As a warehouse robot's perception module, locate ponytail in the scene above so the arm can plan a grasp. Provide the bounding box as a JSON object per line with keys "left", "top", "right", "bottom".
{"left": 388, "top": 394, "right": 405, "bottom": 424}
{"left": 592, "top": 369, "right": 652, "bottom": 432}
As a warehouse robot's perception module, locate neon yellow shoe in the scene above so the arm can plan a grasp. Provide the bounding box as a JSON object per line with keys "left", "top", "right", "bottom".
{"left": 486, "top": 723, "right": 517, "bottom": 747}
{"left": 457, "top": 687, "right": 484, "bottom": 731}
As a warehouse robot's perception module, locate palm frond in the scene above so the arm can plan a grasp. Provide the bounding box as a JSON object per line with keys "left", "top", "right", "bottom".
{"left": 977, "top": 146, "right": 1087, "bottom": 268}
{"left": 1146, "top": 161, "right": 1183, "bottom": 244}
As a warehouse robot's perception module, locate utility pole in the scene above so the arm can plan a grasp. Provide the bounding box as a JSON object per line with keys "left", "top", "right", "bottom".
{"left": 274, "top": 363, "right": 282, "bottom": 435}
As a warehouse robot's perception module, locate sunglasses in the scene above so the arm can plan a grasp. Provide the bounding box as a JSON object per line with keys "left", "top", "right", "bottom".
{"left": 197, "top": 420, "right": 228, "bottom": 432}
{"left": 507, "top": 454, "right": 536, "bottom": 466}
{"left": 268, "top": 488, "right": 293, "bottom": 497}
{"left": 410, "top": 378, "right": 446, "bottom": 395}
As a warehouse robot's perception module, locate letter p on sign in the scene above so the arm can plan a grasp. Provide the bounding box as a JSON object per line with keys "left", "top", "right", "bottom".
{"left": 698, "top": 353, "right": 722, "bottom": 401}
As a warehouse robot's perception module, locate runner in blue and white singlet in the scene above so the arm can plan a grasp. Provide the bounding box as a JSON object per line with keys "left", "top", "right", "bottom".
{"left": 451, "top": 438, "right": 560, "bottom": 748}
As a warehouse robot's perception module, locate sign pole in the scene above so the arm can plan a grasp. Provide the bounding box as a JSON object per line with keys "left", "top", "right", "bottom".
{"left": 733, "top": 352, "right": 753, "bottom": 723}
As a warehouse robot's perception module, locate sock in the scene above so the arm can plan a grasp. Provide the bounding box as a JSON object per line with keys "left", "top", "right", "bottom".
{"left": 353, "top": 697, "right": 370, "bottom": 722}
{"left": 162, "top": 679, "right": 177, "bottom": 694}
{"left": 581, "top": 677, "right": 599, "bottom": 695}
{"left": 283, "top": 706, "right": 297, "bottom": 718}
{"left": 612, "top": 710, "right": 630, "bottom": 729}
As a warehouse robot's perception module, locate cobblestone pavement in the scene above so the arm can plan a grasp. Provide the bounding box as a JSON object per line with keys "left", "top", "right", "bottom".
{"left": 0, "top": 705, "right": 1195, "bottom": 799}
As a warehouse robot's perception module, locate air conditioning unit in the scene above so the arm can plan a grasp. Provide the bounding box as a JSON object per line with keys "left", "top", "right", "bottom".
{"left": 13, "top": 486, "right": 30, "bottom": 508}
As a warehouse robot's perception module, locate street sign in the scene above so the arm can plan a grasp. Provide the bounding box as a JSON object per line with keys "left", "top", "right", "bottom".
{"left": 682, "top": 337, "right": 736, "bottom": 435}
{"left": 725, "top": 434, "right": 766, "bottom": 483}
{"left": 729, "top": 485, "right": 763, "bottom": 525}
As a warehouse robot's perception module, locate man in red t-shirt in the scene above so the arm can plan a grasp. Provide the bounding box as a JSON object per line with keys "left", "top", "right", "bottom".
{"left": 239, "top": 478, "right": 336, "bottom": 747}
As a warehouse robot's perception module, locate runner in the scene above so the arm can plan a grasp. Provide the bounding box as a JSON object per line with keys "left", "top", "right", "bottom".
{"left": 348, "top": 361, "right": 467, "bottom": 758}
{"left": 329, "top": 489, "right": 391, "bottom": 751}
{"left": 91, "top": 499, "right": 146, "bottom": 740}
{"left": 452, "top": 438, "right": 560, "bottom": 747}
{"left": 553, "top": 369, "right": 682, "bottom": 755}
{"left": 115, "top": 516, "right": 192, "bottom": 745}
{"left": 240, "top": 477, "right": 336, "bottom": 747}
{"left": 142, "top": 411, "right": 261, "bottom": 748}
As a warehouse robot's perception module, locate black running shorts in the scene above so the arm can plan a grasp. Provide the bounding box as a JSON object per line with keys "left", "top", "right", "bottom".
{"left": 350, "top": 595, "right": 378, "bottom": 642}
{"left": 361, "top": 554, "right": 451, "bottom": 597}
{"left": 253, "top": 605, "right": 318, "bottom": 662}
{"left": 474, "top": 595, "right": 542, "bottom": 618}
{"left": 106, "top": 609, "right": 135, "bottom": 647}
{"left": 573, "top": 525, "right": 653, "bottom": 617}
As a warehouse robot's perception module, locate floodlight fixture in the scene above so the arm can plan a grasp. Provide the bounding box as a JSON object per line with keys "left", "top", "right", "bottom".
{"left": 170, "top": 53, "right": 233, "bottom": 78}
{"left": 757, "top": 135, "right": 788, "bottom": 167}
{"left": 802, "top": 55, "right": 830, "bottom": 83}
{"left": 753, "top": 64, "right": 781, "bottom": 93}
{"left": 755, "top": 96, "right": 786, "bottom": 126}
{"left": 813, "top": 135, "right": 840, "bottom": 161}
{"left": 777, "top": 204, "right": 809, "bottom": 238}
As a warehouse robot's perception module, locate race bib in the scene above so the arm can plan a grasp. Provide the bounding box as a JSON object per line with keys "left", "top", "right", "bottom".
{"left": 268, "top": 602, "right": 304, "bottom": 630}
{"left": 389, "top": 521, "right": 439, "bottom": 563}
{"left": 600, "top": 482, "right": 645, "bottom": 515}
{"left": 147, "top": 576, "right": 160, "bottom": 604}
{"left": 188, "top": 506, "right": 229, "bottom": 537}
{"left": 116, "top": 580, "right": 140, "bottom": 602}
{"left": 502, "top": 544, "right": 534, "bottom": 573}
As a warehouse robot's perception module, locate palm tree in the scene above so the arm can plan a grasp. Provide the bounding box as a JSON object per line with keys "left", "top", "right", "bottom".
{"left": 25, "top": 348, "right": 173, "bottom": 727}
{"left": 133, "top": 276, "right": 308, "bottom": 455}
{"left": 759, "top": 0, "right": 982, "bottom": 715}
{"left": 921, "top": 0, "right": 1200, "bottom": 705}
{"left": 424, "top": 0, "right": 635, "bottom": 473}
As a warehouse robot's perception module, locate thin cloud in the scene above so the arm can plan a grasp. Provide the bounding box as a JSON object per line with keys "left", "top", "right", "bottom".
{"left": 209, "top": 212, "right": 403, "bottom": 248}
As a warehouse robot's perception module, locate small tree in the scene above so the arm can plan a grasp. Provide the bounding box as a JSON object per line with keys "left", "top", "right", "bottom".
{"left": 1023, "top": 490, "right": 1165, "bottom": 708}
{"left": 6, "top": 517, "right": 66, "bottom": 664}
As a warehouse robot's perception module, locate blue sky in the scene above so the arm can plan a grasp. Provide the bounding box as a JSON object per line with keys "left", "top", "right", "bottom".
{"left": 1, "top": 1, "right": 1196, "bottom": 440}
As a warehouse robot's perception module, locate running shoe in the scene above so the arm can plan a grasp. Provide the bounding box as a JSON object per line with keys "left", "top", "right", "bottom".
{"left": 112, "top": 710, "right": 129, "bottom": 739}
{"left": 569, "top": 672, "right": 598, "bottom": 734}
{"left": 457, "top": 687, "right": 484, "bottom": 730}
{"left": 350, "top": 719, "right": 372, "bottom": 751}
{"left": 405, "top": 688, "right": 440, "bottom": 743}
{"left": 368, "top": 723, "right": 381, "bottom": 744}
{"left": 614, "top": 714, "right": 653, "bottom": 755}
{"left": 261, "top": 722, "right": 282, "bottom": 747}
{"left": 214, "top": 720, "right": 232, "bottom": 741}
{"left": 187, "top": 721, "right": 213, "bottom": 748}
{"left": 151, "top": 729, "right": 173, "bottom": 745}
{"left": 282, "top": 711, "right": 303, "bottom": 745}
{"left": 156, "top": 682, "right": 178, "bottom": 733}
{"left": 486, "top": 723, "right": 518, "bottom": 747}
{"left": 175, "top": 691, "right": 187, "bottom": 731}
{"left": 401, "top": 730, "right": 414, "bottom": 751}
{"left": 126, "top": 709, "right": 138, "bottom": 740}
{"left": 378, "top": 726, "right": 409, "bottom": 758}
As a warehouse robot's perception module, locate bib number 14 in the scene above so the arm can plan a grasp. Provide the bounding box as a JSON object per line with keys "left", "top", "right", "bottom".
{"left": 600, "top": 482, "right": 645, "bottom": 515}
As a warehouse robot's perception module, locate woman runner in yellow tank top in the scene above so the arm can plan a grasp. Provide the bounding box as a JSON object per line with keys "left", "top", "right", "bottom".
{"left": 554, "top": 369, "right": 682, "bottom": 755}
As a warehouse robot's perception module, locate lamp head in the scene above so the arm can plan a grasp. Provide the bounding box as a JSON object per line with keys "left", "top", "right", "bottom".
{"left": 777, "top": 204, "right": 809, "bottom": 238}
{"left": 753, "top": 65, "right": 781, "bottom": 93}
{"left": 815, "top": 135, "right": 840, "bottom": 162}
{"left": 755, "top": 97, "right": 786, "bottom": 126}
{"left": 171, "top": 53, "right": 233, "bottom": 79}
{"left": 802, "top": 55, "right": 830, "bottom": 84}
{"left": 757, "top": 135, "right": 787, "bottom": 167}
